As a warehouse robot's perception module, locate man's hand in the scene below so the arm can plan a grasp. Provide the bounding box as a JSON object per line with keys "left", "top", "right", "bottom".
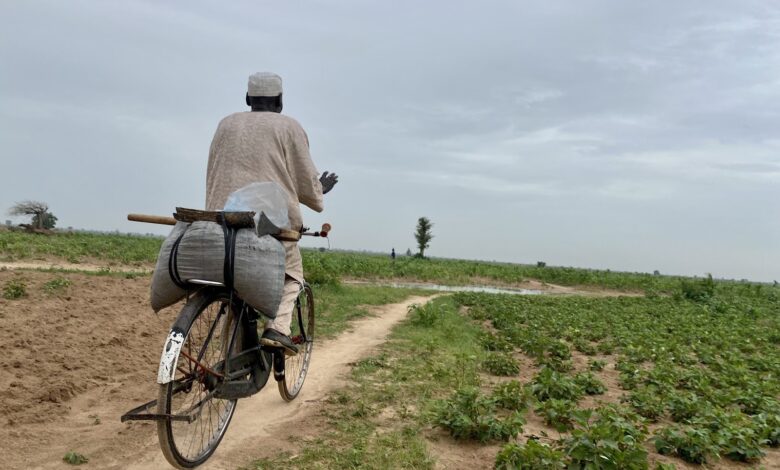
{"left": 320, "top": 171, "right": 339, "bottom": 194}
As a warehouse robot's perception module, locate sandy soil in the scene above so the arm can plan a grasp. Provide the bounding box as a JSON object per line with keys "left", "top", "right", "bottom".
{"left": 0, "top": 268, "right": 434, "bottom": 470}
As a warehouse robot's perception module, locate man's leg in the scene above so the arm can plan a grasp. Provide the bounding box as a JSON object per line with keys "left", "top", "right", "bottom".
{"left": 265, "top": 276, "right": 300, "bottom": 335}
{"left": 261, "top": 276, "right": 301, "bottom": 353}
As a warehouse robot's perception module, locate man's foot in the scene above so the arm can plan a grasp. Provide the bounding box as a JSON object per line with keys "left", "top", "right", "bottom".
{"left": 261, "top": 329, "right": 298, "bottom": 355}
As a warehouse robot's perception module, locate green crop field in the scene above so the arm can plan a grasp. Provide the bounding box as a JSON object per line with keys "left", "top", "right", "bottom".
{"left": 3, "top": 230, "right": 778, "bottom": 468}
{"left": 1, "top": 231, "right": 748, "bottom": 294}
{"left": 0, "top": 230, "right": 162, "bottom": 264}
{"left": 254, "top": 277, "right": 780, "bottom": 469}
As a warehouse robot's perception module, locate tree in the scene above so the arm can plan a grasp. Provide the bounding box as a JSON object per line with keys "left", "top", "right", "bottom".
{"left": 9, "top": 201, "right": 57, "bottom": 230}
{"left": 414, "top": 217, "right": 434, "bottom": 258}
{"left": 33, "top": 212, "right": 58, "bottom": 229}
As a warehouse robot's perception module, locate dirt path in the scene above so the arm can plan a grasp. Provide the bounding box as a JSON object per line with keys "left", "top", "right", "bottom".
{"left": 3, "top": 278, "right": 434, "bottom": 470}
{"left": 0, "top": 260, "right": 152, "bottom": 273}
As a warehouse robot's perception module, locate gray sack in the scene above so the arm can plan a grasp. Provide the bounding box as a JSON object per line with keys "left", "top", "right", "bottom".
{"left": 150, "top": 221, "right": 286, "bottom": 317}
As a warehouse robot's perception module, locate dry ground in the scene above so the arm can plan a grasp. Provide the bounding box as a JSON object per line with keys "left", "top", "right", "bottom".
{"left": 0, "top": 267, "right": 433, "bottom": 469}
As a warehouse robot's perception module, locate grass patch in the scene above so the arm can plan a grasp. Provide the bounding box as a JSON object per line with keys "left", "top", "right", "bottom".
{"left": 249, "top": 296, "right": 482, "bottom": 468}
{"left": 311, "top": 284, "right": 433, "bottom": 338}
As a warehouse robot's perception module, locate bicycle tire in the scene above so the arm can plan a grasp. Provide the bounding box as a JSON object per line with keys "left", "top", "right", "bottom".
{"left": 157, "top": 290, "right": 241, "bottom": 469}
{"left": 277, "top": 283, "right": 315, "bottom": 401}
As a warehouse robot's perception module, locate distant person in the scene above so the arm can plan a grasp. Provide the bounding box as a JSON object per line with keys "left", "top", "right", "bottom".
{"left": 391, "top": 248, "right": 396, "bottom": 260}
{"left": 205, "top": 72, "right": 338, "bottom": 354}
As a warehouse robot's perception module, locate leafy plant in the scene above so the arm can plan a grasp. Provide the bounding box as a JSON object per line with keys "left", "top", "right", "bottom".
{"left": 43, "top": 276, "right": 71, "bottom": 294}
{"left": 62, "top": 451, "right": 88, "bottom": 465}
{"left": 623, "top": 387, "right": 665, "bottom": 421}
{"left": 654, "top": 463, "right": 676, "bottom": 470}
{"left": 495, "top": 439, "right": 566, "bottom": 469}
{"left": 667, "top": 392, "right": 707, "bottom": 423}
{"left": 678, "top": 274, "right": 716, "bottom": 302}
{"left": 547, "top": 340, "right": 572, "bottom": 360}
{"left": 3, "top": 279, "right": 26, "bottom": 299}
{"left": 530, "top": 367, "right": 582, "bottom": 402}
{"left": 588, "top": 359, "right": 606, "bottom": 371}
{"left": 535, "top": 399, "right": 577, "bottom": 432}
{"left": 482, "top": 352, "right": 520, "bottom": 376}
{"left": 562, "top": 406, "right": 648, "bottom": 469}
{"left": 477, "top": 330, "right": 513, "bottom": 352}
{"left": 573, "top": 372, "right": 606, "bottom": 395}
{"left": 752, "top": 411, "right": 780, "bottom": 447}
{"left": 491, "top": 380, "right": 530, "bottom": 411}
{"left": 654, "top": 426, "right": 717, "bottom": 464}
{"left": 573, "top": 338, "right": 598, "bottom": 355}
{"left": 409, "top": 302, "right": 444, "bottom": 327}
{"left": 434, "top": 387, "right": 524, "bottom": 442}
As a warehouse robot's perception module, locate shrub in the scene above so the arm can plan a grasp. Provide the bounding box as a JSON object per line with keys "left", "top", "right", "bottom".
{"left": 434, "top": 387, "right": 524, "bottom": 442}
{"left": 483, "top": 352, "right": 520, "bottom": 376}
{"left": 495, "top": 439, "right": 566, "bottom": 470}
{"left": 678, "top": 274, "right": 716, "bottom": 302}
{"left": 3, "top": 279, "right": 26, "bottom": 299}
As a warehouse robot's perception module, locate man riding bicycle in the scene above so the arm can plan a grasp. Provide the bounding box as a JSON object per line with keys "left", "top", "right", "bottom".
{"left": 205, "top": 72, "right": 338, "bottom": 355}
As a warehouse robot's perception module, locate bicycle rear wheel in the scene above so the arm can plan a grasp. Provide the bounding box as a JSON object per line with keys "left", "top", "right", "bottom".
{"left": 157, "top": 291, "right": 241, "bottom": 469}
{"left": 277, "top": 283, "right": 315, "bottom": 401}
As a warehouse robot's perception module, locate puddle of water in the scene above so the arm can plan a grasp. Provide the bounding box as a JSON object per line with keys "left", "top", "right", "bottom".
{"left": 371, "top": 281, "right": 543, "bottom": 295}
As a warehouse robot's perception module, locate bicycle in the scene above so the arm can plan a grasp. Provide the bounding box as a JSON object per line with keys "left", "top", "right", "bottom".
{"left": 122, "top": 209, "right": 329, "bottom": 469}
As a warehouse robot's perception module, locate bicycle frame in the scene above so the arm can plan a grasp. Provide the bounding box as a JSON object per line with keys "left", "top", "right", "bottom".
{"left": 122, "top": 288, "right": 295, "bottom": 423}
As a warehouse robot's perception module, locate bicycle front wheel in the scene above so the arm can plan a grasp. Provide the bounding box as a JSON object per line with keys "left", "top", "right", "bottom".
{"left": 278, "top": 283, "right": 315, "bottom": 401}
{"left": 157, "top": 290, "right": 241, "bottom": 469}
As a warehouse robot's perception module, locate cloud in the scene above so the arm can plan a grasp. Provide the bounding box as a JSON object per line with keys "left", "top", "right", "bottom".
{"left": 1, "top": 0, "right": 778, "bottom": 280}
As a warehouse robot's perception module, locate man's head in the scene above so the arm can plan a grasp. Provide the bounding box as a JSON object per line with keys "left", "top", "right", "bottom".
{"left": 246, "top": 72, "right": 283, "bottom": 113}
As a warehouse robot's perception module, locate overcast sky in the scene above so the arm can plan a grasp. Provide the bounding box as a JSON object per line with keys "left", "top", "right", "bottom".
{"left": 1, "top": 0, "right": 778, "bottom": 281}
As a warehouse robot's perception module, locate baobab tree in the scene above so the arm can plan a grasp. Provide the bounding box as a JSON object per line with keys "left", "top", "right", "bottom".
{"left": 9, "top": 201, "right": 57, "bottom": 230}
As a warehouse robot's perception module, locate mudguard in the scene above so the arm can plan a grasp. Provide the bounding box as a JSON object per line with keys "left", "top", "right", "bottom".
{"left": 156, "top": 288, "right": 227, "bottom": 385}
{"left": 158, "top": 328, "right": 185, "bottom": 384}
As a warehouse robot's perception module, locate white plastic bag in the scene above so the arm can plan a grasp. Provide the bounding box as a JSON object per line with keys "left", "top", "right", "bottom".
{"left": 223, "top": 182, "right": 289, "bottom": 235}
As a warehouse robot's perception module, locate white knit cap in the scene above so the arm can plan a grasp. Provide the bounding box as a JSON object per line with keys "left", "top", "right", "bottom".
{"left": 248, "top": 72, "right": 282, "bottom": 97}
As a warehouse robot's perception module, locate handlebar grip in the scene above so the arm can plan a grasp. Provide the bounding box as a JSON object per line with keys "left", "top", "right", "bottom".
{"left": 128, "top": 214, "right": 176, "bottom": 225}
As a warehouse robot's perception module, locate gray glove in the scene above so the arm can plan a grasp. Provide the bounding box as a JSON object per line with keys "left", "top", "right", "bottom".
{"left": 320, "top": 171, "right": 339, "bottom": 194}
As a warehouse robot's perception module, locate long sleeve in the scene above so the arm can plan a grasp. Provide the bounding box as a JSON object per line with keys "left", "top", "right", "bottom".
{"left": 285, "top": 125, "right": 324, "bottom": 213}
